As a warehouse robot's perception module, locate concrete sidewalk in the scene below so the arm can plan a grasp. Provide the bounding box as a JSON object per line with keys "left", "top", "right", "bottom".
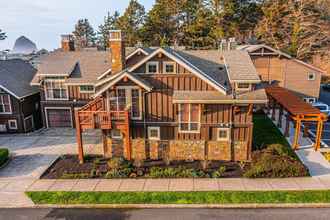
{"left": 25, "top": 177, "right": 330, "bottom": 193}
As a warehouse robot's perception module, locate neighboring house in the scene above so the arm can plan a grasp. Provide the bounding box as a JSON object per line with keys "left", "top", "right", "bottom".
{"left": 238, "top": 45, "right": 326, "bottom": 103}
{"left": 32, "top": 31, "right": 268, "bottom": 162}
{"left": 0, "top": 59, "right": 42, "bottom": 133}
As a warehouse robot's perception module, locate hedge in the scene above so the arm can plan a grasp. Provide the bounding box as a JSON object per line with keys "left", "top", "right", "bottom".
{"left": 0, "top": 148, "right": 9, "bottom": 167}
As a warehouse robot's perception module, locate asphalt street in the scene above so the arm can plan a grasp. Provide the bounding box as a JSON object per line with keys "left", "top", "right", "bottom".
{"left": 0, "top": 208, "right": 330, "bottom": 220}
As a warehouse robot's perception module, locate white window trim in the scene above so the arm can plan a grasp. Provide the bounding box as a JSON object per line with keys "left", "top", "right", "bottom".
{"left": 0, "top": 94, "right": 12, "bottom": 115}
{"left": 217, "top": 128, "right": 230, "bottom": 141}
{"left": 148, "top": 126, "right": 160, "bottom": 140}
{"left": 163, "top": 61, "right": 176, "bottom": 74}
{"left": 110, "top": 86, "right": 143, "bottom": 120}
{"left": 79, "top": 85, "right": 95, "bottom": 94}
{"left": 44, "top": 107, "right": 73, "bottom": 128}
{"left": 8, "top": 119, "right": 17, "bottom": 130}
{"left": 308, "top": 73, "right": 316, "bottom": 81}
{"left": 235, "top": 83, "right": 251, "bottom": 91}
{"left": 304, "top": 97, "right": 316, "bottom": 103}
{"left": 111, "top": 129, "right": 123, "bottom": 139}
{"left": 146, "top": 61, "right": 159, "bottom": 74}
{"left": 178, "top": 104, "right": 201, "bottom": 133}
{"left": 44, "top": 80, "right": 69, "bottom": 101}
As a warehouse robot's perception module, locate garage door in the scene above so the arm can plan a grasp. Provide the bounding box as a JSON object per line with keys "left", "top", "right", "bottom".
{"left": 46, "top": 109, "right": 72, "bottom": 128}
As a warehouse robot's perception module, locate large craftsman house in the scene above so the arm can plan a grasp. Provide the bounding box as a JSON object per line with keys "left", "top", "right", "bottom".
{"left": 32, "top": 31, "right": 268, "bottom": 163}
{"left": 0, "top": 59, "right": 42, "bottom": 133}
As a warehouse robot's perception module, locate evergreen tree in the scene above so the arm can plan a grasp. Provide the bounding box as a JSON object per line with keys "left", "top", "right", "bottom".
{"left": 256, "top": 0, "right": 330, "bottom": 59}
{"left": 0, "top": 29, "right": 6, "bottom": 41}
{"left": 97, "top": 11, "right": 120, "bottom": 49}
{"left": 116, "top": 0, "right": 146, "bottom": 47}
{"left": 141, "top": 0, "right": 179, "bottom": 46}
{"left": 73, "top": 19, "right": 96, "bottom": 48}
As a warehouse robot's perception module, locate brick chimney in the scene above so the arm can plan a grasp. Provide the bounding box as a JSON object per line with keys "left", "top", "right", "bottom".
{"left": 109, "top": 30, "right": 125, "bottom": 73}
{"left": 61, "top": 35, "right": 75, "bottom": 52}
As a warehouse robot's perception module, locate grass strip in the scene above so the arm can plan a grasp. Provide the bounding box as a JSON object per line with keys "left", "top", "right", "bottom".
{"left": 26, "top": 191, "right": 330, "bottom": 204}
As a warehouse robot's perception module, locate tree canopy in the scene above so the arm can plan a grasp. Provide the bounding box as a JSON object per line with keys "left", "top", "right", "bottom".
{"left": 70, "top": 0, "right": 330, "bottom": 61}
{"left": 73, "top": 19, "right": 96, "bottom": 48}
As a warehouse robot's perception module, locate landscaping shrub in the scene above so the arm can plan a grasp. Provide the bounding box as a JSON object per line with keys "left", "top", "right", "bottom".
{"left": 244, "top": 144, "right": 309, "bottom": 178}
{"left": 0, "top": 148, "right": 9, "bottom": 167}
{"left": 211, "top": 166, "right": 226, "bottom": 178}
{"left": 148, "top": 166, "right": 206, "bottom": 178}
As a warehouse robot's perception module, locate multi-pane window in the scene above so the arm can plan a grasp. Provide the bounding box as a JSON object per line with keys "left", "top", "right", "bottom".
{"left": 45, "top": 81, "right": 68, "bottom": 100}
{"left": 109, "top": 87, "right": 142, "bottom": 120}
{"left": 146, "top": 62, "right": 158, "bottom": 74}
{"left": 217, "top": 128, "right": 230, "bottom": 141}
{"left": 148, "top": 127, "right": 160, "bottom": 140}
{"left": 79, "top": 85, "right": 94, "bottom": 93}
{"left": 163, "top": 62, "right": 176, "bottom": 74}
{"left": 0, "top": 94, "right": 11, "bottom": 114}
{"left": 179, "top": 104, "right": 200, "bottom": 133}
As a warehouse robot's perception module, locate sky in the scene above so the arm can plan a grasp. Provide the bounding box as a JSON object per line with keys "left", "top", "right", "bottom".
{"left": 0, "top": 0, "right": 154, "bottom": 51}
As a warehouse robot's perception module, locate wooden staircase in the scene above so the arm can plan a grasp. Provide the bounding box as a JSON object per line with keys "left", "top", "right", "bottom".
{"left": 75, "top": 96, "right": 131, "bottom": 163}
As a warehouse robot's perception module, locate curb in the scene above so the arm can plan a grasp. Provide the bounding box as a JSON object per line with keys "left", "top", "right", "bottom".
{"left": 32, "top": 203, "right": 330, "bottom": 209}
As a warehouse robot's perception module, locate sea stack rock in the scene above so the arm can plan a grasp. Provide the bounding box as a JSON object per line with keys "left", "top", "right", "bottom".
{"left": 12, "top": 36, "right": 37, "bottom": 54}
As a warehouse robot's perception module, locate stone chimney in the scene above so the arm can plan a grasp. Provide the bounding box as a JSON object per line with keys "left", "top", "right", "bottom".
{"left": 109, "top": 30, "right": 125, "bottom": 73}
{"left": 61, "top": 35, "right": 75, "bottom": 52}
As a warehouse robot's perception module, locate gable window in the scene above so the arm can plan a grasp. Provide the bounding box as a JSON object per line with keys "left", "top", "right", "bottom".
{"left": 0, "top": 94, "right": 11, "bottom": 114}
{"left": 44, "top": 81, "right": 68, "bottom": 100}
{"left": 146, "top": 61, "right": 158, "bottom": 74}
{"left": 8, "top": 119, "right": 17, "bottom": 130}
{"left": 148, "top": 127, "right": 160, "bottom": 140}
{"left": 217, "top": 128, "right": 230, "bottom": 141}
{"left": 179, "top": 104, "right": 200, "bottom": 133}
{"left": 236, "top": 83, "right": 251, "bottom": 91}
{"left": 79, "top": 85, "right": 94, "bottom": 93}
{"left": 308, "top": 73, "right": 316, "bottom": 81}
{"left": 163, "top": 62, "right": 176, "bottom": 74}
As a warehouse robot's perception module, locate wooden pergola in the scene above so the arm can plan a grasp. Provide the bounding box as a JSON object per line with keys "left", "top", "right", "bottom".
{"left": 265, "top": 86, "right": 328, "bottom": 151}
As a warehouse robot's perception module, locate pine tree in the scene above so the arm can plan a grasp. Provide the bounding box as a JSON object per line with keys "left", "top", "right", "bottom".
{"left": 0, "top": 29, "right": 6, "bottom": 41}
{"left": 116, "top": 0, "right": 146, "bottom": 47}
{"left": 97, "top": 11, "right": 120, "bottom": 49}
{"left": 141, "top": 0, "right": 179, "bottom": 46}
{"left": 73, "top": 19, "right": 96, "bottom": 48}
{"left": 256, "top": 0, "right": 330, "bottom": 59}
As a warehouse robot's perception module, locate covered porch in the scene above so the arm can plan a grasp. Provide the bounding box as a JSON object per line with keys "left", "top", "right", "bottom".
{"left": 265, "top": 86, "right": 328, "bottom": 151}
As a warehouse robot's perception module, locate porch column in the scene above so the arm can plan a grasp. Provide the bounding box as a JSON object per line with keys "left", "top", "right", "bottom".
{"left": 124, "top": 111, "right": 131, "bottom": 160}
{"left": 271, "top": 101, "right": 276, "bottom": 120}
{"left": 102, "top": 130, "right": 108, "bottom": 157}
{"left": 278, "top": 106, "right": 283, "bottom": 128}
{"left": 293, "top": 117, "right": 301, "bottom": 150}
{"left": 75, "top": 110, "right": 84, "bottom": 164}
{"left": 314, "top": 120, "right": 324, "bottom": 151}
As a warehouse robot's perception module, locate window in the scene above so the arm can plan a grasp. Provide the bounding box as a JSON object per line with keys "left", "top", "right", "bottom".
{"left": 303, "top": 97, "right": 316, "bottom": 104}
{"left": 0, "top": 94, "right": 11, "bottom": 114}
{"left": 44, "top": 81, "right": 68, "bottom": 100}
{"left": 146, "top": 62, "right": 158, "bottom": 74}
{"left": 0, "top": 124, "right": 6, "bottom": 132}
{"left": 111, "top": 129, "right": 122, "bottom": 139}
{"left": 236, "top": 83, "right": 251, "bottom": 91}
{"left": 217, "top": 128, "right": 230, "bottom": 141}
{"left": 8, "top": 120, "right": 17, "bottom": 130}
{"left": 179, "top": 104, "right": 200, "bottom": 133}
{"left": 148, "top": 127, "right": 160, "bottom": 140}
{"left": 308, "top": 73, "right": 316, "bottom": 81}
{"left": 109, "top": 87, "right": 142, "bottom": 120}
{"left": 79, "top": 85, "right": 94, "bottom": 93}
{"left": 163, "top": 62, "right": 176, "bottom": 74}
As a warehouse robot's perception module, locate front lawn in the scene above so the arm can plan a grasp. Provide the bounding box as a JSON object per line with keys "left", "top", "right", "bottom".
{"left": 244, "top": 113, "right": 309, "bottom": 178}
{"left": 26, "top": 191, "right": 330, "bottom": 204}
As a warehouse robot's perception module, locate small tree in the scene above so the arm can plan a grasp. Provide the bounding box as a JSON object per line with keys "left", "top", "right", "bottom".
{"left": 73, "top": 19, "right": 96, "bottom": 48}
{"left": 97, "top": 11, "right": 120, "bottom": 49}
{"left": 0, "top": 29, "right": 7, "bottom": 41}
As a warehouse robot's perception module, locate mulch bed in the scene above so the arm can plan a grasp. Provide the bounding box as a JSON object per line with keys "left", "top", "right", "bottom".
{"left": 41, "top": 155, "right": 245, "bottom": 179}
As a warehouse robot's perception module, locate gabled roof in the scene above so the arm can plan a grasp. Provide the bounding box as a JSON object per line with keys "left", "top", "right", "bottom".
{"left": 0, "top": 59, "right": 39, "bottom": 99}
{"left": 223, "top": 50, "right": 261, "bottom": 82}
{"left": 126, "top": 47, "right": 154, "bottom": 60}
{"left": 128, "top": 47, "right": 227, "bottom": 94}
{"left": 94, "top": 71, "right": 153, "bottom": 98}
{"left": 239, "top": 44, "right": 326, "bottom": 74}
